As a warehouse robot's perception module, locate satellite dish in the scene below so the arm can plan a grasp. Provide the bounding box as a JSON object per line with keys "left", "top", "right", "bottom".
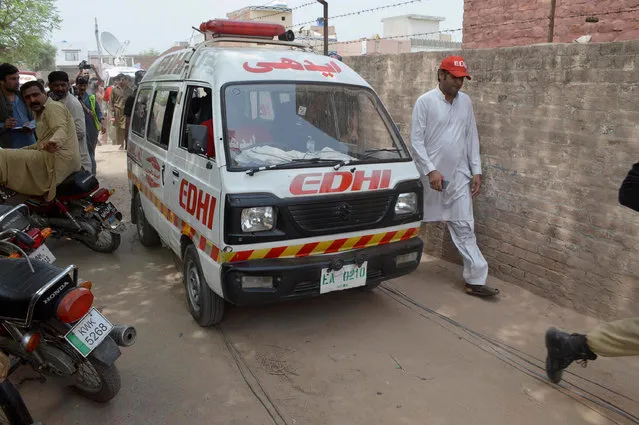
{"left": 101, "top": 32, "right": 122, "bottom": 56}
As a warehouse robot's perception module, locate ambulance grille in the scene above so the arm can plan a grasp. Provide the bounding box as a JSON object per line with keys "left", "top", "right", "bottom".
{"left": 288, "top": 194, "right": 394, "bottom": 232}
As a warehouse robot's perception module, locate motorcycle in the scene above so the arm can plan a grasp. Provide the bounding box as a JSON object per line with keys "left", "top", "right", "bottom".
{"left": 0, "top": 205, "right": 55, "bottom": 263}
{"left": 0, "top": 355, "right": 41, "bottom": 425}
{"left": 0, "top": 170, "right": 125, "bottom": 254}
{"left": 0, "top": 232, "right": 137, "bottom": 404}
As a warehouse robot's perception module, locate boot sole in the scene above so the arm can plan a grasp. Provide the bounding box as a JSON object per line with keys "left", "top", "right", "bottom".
{"left": 545, "top": 327, "right": 564, "bottom": 384}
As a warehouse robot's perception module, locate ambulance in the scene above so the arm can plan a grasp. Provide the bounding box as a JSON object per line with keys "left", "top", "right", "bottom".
{"left": 127, "top": 19, "right": 424, "bottom": 326}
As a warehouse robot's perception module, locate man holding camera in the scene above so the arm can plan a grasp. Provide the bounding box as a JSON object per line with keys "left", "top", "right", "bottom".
{"left": 75, "top": 61, "right": 104, "bottom": 94}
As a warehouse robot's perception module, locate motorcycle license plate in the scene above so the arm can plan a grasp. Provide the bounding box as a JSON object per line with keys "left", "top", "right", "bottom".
{"left": 65, "top": 308, "right": 114, "bottom": 357}
{"left": 98, "top": 202, "right": 117, "bottom": 220}
{"left": 28, "top": 244, "right": 56, "bottom": 264}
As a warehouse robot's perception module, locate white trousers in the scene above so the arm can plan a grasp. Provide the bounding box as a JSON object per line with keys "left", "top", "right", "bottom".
{"left": 447, "top": 220, "right": 488, "bottom": 286}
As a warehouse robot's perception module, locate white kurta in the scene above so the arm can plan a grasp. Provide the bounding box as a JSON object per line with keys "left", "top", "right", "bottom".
{"left": 59, "top": 95, "right": 92, "bottom": 173}
{"left": 410, "top": 88, "right": 481, "bottom": 222}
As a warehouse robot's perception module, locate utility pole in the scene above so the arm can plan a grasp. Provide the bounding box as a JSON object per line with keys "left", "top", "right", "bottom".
{"left": 548, "top": 0, "right": 557, "bottom": 42}
{"left": 316, "top": 0, "right": 328, "bottom": 55}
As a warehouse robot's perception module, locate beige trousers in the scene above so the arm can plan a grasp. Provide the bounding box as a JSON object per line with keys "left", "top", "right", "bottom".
{"left": 587, "top": 317, "right": 639, "bottom": 357}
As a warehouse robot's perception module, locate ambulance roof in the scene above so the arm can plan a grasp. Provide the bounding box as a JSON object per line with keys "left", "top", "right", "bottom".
{"left": 143, "top": 43, "right": 371, "bottom": 90}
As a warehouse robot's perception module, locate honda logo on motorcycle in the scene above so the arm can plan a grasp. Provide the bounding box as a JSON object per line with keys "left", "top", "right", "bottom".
{"left": 43, "top": 281, "right": 70, "bottom": 305}
{"left": 290, "top": 170, "right": 392, "bottom": 195}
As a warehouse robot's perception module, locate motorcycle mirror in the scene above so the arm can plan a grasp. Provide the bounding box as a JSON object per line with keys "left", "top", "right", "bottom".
{"left": 15, "top": 231, "right": 35, "bottom": 248}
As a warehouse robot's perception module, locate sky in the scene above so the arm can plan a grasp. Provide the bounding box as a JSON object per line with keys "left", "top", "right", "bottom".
{"left": 52, "top": 0, "right": 463, "bottom": 54}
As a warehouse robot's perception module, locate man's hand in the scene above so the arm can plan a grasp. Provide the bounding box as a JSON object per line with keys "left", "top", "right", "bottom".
{"left": 3, "top": 118, "right": 17, "bottom": 130}
{"left": 100, "top": 124, "right": 107, "bottom": 134}
{"left": 428, "top": 170, "right": 444, "bottom": 192}
{"left": 471, "top": 174, "right": 482, "bottom": 198}
{"left": 41, "top": 140, "right": 61, "bottom": 153}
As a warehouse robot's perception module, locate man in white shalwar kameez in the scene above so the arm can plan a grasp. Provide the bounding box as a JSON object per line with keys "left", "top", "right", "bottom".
{"left": 410, "top": 56, "right": 499, "bottom": 297}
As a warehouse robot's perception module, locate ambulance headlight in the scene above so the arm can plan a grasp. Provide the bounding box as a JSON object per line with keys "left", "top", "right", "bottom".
{"left": 395, "top": 193, "right": 417, "bottom": 215}
{"left": 241, "top": 207, "right": 275, "bottom": 232}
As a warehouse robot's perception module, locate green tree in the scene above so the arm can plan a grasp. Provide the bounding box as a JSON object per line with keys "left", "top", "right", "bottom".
{"left": 0, "top": 0, "right": 61, "bottom": 69}
{"left": 139, "top": 48, "right": 160, "bottom": 56}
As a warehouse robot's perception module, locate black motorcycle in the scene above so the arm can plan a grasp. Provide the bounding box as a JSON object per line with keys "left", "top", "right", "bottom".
{"left": 0, "top": 170, "right": 124, "bottom": 254}
{"left": 0, "top": 231, "right": 136, "bottom": 404}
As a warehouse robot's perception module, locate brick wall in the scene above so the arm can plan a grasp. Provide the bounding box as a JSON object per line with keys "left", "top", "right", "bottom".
{"left": 344, "top": 41, "right": 639, "bottom": 319}
{"left": 463, "top": 0, "right": 639, "bottom": 49}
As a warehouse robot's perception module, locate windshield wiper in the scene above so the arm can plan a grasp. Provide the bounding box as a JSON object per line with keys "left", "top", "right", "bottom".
{"left": 245, "top": 158, "right": 351, "bottom": 176}
{"left": 360, "top": 148, "right": 401, "bottom": 159}
{"left": 292, "top": 157, "right": 352, "bottom": 170}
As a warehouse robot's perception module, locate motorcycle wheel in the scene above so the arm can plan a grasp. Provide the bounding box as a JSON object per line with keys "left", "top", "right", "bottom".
{"left": 0, "top": 380, "right": 35, "bottom": 425}
{"left": 50, "top": 341, "right": 121, "bottom": 403}
{"left": 79, "top": 229, "right": 121, "bottom": 254}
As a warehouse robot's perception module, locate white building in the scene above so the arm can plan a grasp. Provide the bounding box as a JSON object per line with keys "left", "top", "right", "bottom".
{"left": 381, "top": 14, "right": 446, "bottom": 40}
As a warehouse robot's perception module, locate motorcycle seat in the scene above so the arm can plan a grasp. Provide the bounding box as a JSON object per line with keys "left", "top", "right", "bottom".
{"left": 0, "top": 259, "right": 66, "bottom": 321}
{"left": 56, "top": 170, "right": 99, "bottom": 200}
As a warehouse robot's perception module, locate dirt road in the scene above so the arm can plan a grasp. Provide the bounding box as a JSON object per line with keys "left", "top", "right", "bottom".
{"left": 16, "top": 147, "right": 639, "bottom": 425}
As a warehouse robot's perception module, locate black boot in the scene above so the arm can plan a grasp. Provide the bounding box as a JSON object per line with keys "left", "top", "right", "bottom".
{"left": 545, "top": 327, "right": 598, "bottom": 384}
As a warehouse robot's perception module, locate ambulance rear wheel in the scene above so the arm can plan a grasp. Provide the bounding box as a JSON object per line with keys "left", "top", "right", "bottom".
{"left": 183, "top": 244, "right": 225, "bottom": 327}
{"left": 135, "top": 191, "right": 160, "bottom": 247}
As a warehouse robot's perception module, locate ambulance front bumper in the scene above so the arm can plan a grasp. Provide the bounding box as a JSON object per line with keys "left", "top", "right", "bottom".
{"left": 220, "top": 237, "right": 423, "bottom": 306}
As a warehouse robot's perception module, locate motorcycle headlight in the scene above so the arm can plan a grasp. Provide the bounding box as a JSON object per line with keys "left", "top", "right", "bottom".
{"left": 394, "top": 193, "right": 417, "bottom": 216}
{"left": 241, "top": 207, "right": 275, "bottom": 232}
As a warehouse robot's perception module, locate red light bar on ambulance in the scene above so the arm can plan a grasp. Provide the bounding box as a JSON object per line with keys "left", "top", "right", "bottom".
{"left": 199, "top": 19, "right": 287, "bottom": 39}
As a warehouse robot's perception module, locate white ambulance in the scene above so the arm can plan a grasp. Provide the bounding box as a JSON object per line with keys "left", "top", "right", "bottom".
{"left": 127, "top": 20, "right": 424, "bottom": 326}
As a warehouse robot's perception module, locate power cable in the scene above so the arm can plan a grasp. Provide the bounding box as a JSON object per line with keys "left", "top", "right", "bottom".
{"left": 216, "top": 324, "right": 289, "bottom": 425}
{"left": 290, "top": 0, "right": 422, "bottom": 28}
{"left": 379, "top": 284, "right": 639, "bottom": 425}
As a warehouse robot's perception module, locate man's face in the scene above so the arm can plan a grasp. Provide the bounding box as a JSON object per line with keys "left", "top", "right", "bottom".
{"left": 77, "top": 82, "right": 88, "bottom": 97}
{"left": 439, "top": 71, "right": 465, "bottom": 98}
{"left": 23, "top": 86, "right": 47, "bottom": 113}
{"left": 49, "top": 80, "right": 69, "bottom": 99}
{"left": 2, "top": 73, "right": 20, "bottom": 93}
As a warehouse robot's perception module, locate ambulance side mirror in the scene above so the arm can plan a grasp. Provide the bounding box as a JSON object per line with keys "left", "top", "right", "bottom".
{"left": 186, "top": 124, "right": 208, "bottom": 156}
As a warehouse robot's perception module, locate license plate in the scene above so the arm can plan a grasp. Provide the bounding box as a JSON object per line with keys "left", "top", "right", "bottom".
{"left": 28, "top": 244, "right": 56, "bottom": 264}
{"left": 320, "top": 261, "right": 368, "bottom": 294}
{"left": 98, "top": 202, "right": 117, "bottom": 220}
{"left": 65, "top": 308, "right": 114, "bottom": 357}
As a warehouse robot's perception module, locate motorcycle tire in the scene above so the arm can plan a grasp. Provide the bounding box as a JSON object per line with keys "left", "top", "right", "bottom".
{"left": 69, "top": 356, "right": 121, "bottom": 403}
{"left": 49, "top": 341, "right": 121, "bottom": 403}
{"left": 0, "top": 380, "right": 35, "bottom": 425}
{"left": 79, "top": 229, "right": 121, "bottom": 254}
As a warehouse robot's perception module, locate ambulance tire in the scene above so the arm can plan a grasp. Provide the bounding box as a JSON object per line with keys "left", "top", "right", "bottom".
{"left": 183, "top": 244, "right": 225, "bottom": 326}
{"left": 135, "top": 191, "right": 161, "bottom": 247}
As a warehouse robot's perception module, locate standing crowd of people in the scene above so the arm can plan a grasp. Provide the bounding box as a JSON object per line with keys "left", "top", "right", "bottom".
{"left": 0, "top": 61, "right": 143, "bottom": 200}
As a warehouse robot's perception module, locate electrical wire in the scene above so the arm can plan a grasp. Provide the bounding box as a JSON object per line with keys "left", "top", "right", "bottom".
{"left": 294, "top": 6, "right": 639, "bottom": 47}
{"left": 216, "top": 324, "right": 289, "bottom": 425}
{"left": 379, "top": 284, "right": 639, "bottom": 425}
{"left": 248, "top": 1, "right": 316, "bottom": 22}
{"left": 290, "top": 0, "right": 422, "bottom": 28}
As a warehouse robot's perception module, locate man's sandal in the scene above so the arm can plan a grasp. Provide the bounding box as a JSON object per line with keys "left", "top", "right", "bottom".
{"left": 465, "top": 283, "right": 500, "bottom": 297}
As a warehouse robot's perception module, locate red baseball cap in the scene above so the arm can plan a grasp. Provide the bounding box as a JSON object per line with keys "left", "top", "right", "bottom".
{"left": 440, "top": 56, "right": 471, "bottom": 79}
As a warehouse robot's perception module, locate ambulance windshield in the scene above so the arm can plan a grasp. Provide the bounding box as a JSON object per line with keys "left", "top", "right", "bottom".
{"left": 223, "top": 83, "right": 410, "bottom": 170}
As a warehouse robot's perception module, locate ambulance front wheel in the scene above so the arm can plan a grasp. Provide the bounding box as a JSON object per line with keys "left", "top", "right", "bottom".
{"left": 134, "top": 191, "right": 161, "bottom": 247}
{"left": 183, "top": 244, "right": 225, "bottom": 327}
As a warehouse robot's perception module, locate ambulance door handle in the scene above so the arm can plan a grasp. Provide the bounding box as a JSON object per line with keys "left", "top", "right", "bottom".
{"left": 161, "top": 165, "right": 165, "bottom": 185}
{"left": 172, "top": 170, "right": 180, "bottom": 177}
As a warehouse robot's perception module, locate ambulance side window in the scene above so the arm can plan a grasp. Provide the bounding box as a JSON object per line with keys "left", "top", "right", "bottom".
{"left": 181, "top": 86, "right": 214, "bottom": 158}
{"left": 147, "top": 89, "right": 178, "bottom": 150}
{"left": 131, "top": 88, "right": 152, "bottom": 138}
